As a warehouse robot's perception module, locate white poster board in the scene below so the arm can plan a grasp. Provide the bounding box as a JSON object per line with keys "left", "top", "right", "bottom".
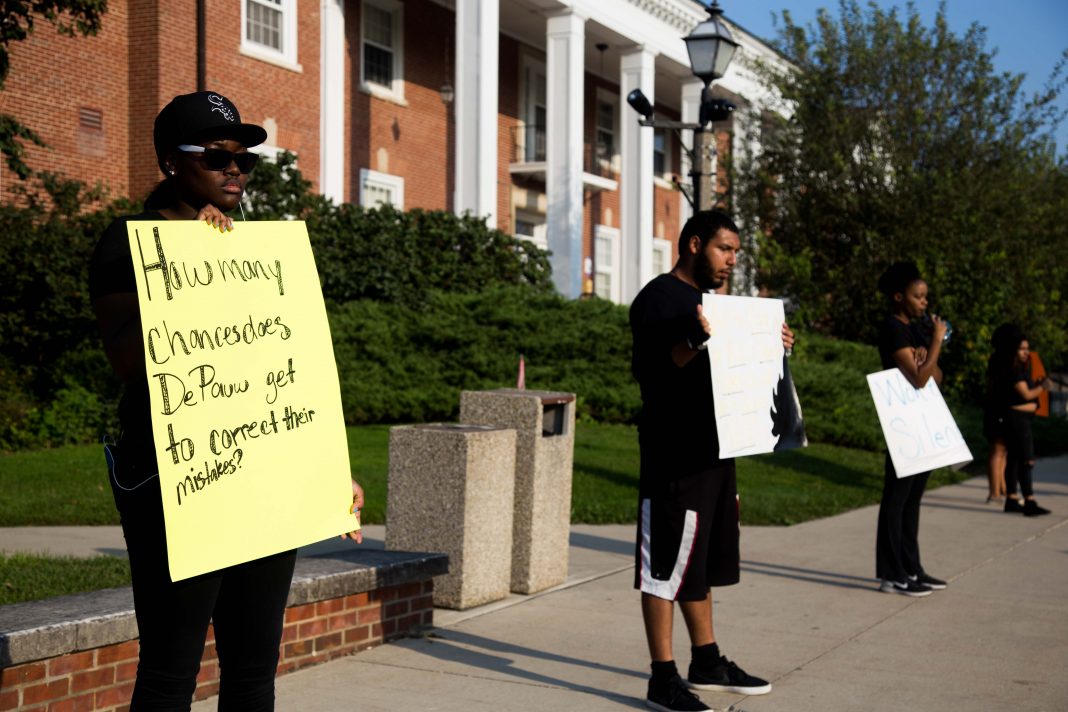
{"left": 703, "top": 294, "right": 807, "bottom": 458}
{"left": 866, "top": 368, "right": 973, "bottom": 478}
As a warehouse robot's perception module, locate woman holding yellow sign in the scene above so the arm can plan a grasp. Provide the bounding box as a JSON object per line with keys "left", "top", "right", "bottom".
{"left": 89, "top": 91, "right": 363, "bottom": 711}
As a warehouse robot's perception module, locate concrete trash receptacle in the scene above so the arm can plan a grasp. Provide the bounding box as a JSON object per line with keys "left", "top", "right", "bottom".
{"left": 385, "top": 423, "right": 516, "bottom": 610}
{"left": 460, "top": 389, "right": 576, "bottom": 594}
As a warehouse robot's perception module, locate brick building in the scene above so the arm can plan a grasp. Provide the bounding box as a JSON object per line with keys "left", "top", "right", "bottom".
{"left": 0, "top": 0, "right": 784, "bottom": 303}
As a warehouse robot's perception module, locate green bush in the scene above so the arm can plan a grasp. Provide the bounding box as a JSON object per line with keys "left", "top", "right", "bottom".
{"left": 329, "top": 286, "right": 639, "bottom": 424}
{"left": 788, "top": 331, "right": 885, "bottom": 451}
{"left": 0, "top": 163, "right": 553, "bottom": 449}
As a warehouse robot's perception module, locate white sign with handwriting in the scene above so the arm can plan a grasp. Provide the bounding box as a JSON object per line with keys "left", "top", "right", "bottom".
{"left": 866, "top": 368, "right": 973, "bottom": 478}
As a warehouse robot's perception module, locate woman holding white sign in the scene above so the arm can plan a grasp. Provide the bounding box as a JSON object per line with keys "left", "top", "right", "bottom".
{"left": 90, "top": 91, "right": 364, "bottom": 711}
{"left": 873, "top": 262, "right": 948, "bottom": 597}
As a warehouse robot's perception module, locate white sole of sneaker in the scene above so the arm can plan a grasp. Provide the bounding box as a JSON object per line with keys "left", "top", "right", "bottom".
{"left": 646, "top": 699, "right": 710, "bottom": 712}
{"left": 878, "top": 581, "right": 932, "bottom": 597}
{"left": 685, "top": 681, "right": 772, "bottom": 695}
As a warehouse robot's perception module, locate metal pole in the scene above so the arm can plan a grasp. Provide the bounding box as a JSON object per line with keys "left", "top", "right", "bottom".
{"left": 689, "top": 83, "right": 716, "bottom": 212}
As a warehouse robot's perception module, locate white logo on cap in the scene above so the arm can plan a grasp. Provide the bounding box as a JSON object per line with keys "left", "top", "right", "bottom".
{"left": 207, "top": 94, "right": 236, "bottom": 122}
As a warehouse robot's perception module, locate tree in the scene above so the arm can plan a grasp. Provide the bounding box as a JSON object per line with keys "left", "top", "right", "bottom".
{"left": 0, "top": 1, "right": 107, "bottom": 179}
{"left": 734, "top": 0, "right": 1068, "bottom": 396}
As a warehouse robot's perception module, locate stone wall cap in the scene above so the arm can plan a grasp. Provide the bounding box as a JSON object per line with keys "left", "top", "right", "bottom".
{"left": 463, "top": 389, "right": 576, "bottom": 404}
{"left": 0, "top": 549, "right": 447, "bottom": 667}
{"left": 403, "top": 423, "right": 511, "bottom": 433}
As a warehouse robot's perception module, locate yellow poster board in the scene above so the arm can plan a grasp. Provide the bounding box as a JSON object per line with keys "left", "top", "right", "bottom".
{"left": 126, "top": 220, "right": 358, "bottom": 581}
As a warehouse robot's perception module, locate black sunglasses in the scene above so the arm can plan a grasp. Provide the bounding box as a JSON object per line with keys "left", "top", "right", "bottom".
{"left": 177, "top": 144, "right": 259, "bottom": 173}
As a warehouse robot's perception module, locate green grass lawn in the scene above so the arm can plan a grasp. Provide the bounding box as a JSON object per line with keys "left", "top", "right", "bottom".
{"left": 1, "top": 422, "right": 970, "bottom": 529}
{"left": 0, "top": 553, "right": 132, "bottom": 606}
{"left": 3, "top": 421, "right": 973, "bottom": 604}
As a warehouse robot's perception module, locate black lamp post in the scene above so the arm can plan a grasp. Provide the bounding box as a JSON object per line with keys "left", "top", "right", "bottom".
{"left": 627, "top": 0, "right": 738, "bottom": 211}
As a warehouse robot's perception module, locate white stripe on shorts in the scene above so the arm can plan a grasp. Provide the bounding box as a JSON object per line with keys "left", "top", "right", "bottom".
{"left": 639, "top": 498, "right": 698, "bottom": 600}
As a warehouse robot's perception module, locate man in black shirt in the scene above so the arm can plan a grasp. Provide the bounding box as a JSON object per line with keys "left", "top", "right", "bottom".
{"left": 630, "top": 210, "right": 794, "bottom": 712}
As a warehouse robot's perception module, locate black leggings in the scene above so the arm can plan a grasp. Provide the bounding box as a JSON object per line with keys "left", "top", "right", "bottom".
{"left": 1003, "top": 410, "right": 1035, "bottom": 498}
{"left": 875, "top": 455, "right": 930, "bottom": 582}
{"left": 107, "top": 443, "right": 296, "bottom": 712}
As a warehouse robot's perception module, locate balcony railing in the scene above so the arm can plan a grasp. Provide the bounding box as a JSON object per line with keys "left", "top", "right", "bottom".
{"left": 509, "top": 125, "right": 617, "bottom": 179}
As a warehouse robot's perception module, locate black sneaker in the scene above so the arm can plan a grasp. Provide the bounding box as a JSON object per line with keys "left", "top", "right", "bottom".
{"left": 1023, "top": 500, "right": 1051, "bottom": 517}
{"left": 1004, "top": 497, "right": 1025, "bottom": 513}
{"left": 646, "top": 673, "right": 710, "bottom": 711}
{"left": 687, "top": 655, "right": 772, "bottom": 695}
{"left": 911, "top": 573, "right": 947, "bottom": 590}
{"left": 879, "top": 579, "right": 932, "bottom": 597}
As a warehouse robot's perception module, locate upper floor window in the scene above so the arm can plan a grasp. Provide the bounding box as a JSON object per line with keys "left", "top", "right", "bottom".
{"left": 594, "top": 91, "right": 619, "bottom": 173}
{"left": 361, "top": 0, "right": 405, "bottom": 101}
{"left": 242, "top": 0, "right": 299, "bottom": 69}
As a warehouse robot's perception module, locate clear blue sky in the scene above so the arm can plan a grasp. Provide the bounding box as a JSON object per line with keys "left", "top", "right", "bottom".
{"left": 717, "top": 0, "right": 1068, "bottom": 155}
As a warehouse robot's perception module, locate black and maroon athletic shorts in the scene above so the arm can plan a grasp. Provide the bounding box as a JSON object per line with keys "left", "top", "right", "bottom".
{"left": 634, "top": 460, "right": 740, "bottom": 601}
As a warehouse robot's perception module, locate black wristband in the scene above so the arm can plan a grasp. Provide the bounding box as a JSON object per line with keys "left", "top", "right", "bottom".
{"left": 686, "top": 317, "right": 710, "bottom": 349}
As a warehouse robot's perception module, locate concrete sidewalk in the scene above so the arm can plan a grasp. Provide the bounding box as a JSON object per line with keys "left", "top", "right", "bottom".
{"left": 5, "top": 458, "right": 1068, "bottom": 711}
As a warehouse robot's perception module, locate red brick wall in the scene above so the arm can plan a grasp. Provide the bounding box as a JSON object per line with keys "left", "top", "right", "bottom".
{"left": 0, "top": 580, "right": 434, "bottom": 712}
{"left": 348, "top": 0, "right": 452, "bottom": 210}
{"left": 0, "top": 0, "right": 131, "bottom": 204}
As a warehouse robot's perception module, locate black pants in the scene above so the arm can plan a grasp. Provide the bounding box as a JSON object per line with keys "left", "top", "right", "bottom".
{"left": 1003, "top": 410, "right": 1035, "bottom": 498}
{"left": 107, "top": 443, "right": 296, "bottom": 712}
{"left": 875, "top": 454, "right": 930, "bottom": 582}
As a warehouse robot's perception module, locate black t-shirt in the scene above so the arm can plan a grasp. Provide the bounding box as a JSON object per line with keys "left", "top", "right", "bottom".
{"left": 89, "top": 210, "right": 165, "bottom": 473}
{"left": 629, "top": 274, "right": 721, "bottom": 484}
{"left": 877, "top": 315, "right": 925, "bottom": 371}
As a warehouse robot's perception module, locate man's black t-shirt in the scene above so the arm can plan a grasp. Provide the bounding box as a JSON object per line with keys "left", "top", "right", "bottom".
{"left": 89, "top": 211, "right": 165, "bottom": 473}
{"left": 629, "top": 274, "right": 721, "bottom": 488}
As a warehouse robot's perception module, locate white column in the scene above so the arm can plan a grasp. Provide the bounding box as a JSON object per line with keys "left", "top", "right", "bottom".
{"left": 679, "top": 80, "right": 702, "bottom": 226}
{"left": 545, "top": 11, "right": 585, "bottom": 299}
{"left": 619, "top": 47, "right": 656, "bottom": 303}
{"left": 454, "top": 0, "right": 499, "bottom": 227}
{"left": 319, "top": 0, "right": 345, "bottom": 204}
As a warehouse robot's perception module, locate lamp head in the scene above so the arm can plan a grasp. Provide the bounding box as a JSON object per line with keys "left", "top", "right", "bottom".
{"left": 684, "top": 1, "right": 738, "bottom": 86}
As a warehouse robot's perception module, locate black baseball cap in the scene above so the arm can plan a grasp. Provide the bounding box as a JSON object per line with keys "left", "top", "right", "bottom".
{"left": 153, "top": 91, "right": 267, "bottom": 172}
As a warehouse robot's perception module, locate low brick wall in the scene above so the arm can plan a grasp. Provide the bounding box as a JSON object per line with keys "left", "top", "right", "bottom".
{"left": 0, "top": 549, "right": 447, "bottom": 711}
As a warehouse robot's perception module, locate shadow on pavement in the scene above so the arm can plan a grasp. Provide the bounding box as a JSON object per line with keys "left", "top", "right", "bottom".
{"left": 741, "top": 560, "right": 874, "bottom": 591}
{"left": 400, "top": 629, "right": 647, "bottom": 707}
{"left": 569, "top": 531, "right": 633, "bottom": 556}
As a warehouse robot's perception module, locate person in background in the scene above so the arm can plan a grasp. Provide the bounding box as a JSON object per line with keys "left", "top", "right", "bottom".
{"left": 989, "top": 327, "right": 1052, "bottom": 517}
{"left": 874, "top": 262, "right": 948, "bottom": 597}
{"left": 89, "top": 91, "right": 362, "bottom": 710}
{"left": 982, "top": 324, "right": 1022, "bottom": 504}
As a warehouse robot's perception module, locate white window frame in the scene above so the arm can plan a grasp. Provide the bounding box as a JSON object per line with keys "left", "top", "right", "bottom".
{"left": 359, "top": 168, "right": 404, "bottom": 209}
{"left": 514, "top": 209, "right": 548, "bottom": 251}
{"left": 651, "top": 237, "right": 673, "bottom": 277}
{"left": 240, "top": 0, "right": 301, "bottom": 71}
{"left": 594, "top": 224, "right": 622, "bottom": 303}
{"left": 360, "top": 0, "right": 405, "bottom": 103}
{"left": 595, "top": 89, "right": 620, "bottom": 173}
